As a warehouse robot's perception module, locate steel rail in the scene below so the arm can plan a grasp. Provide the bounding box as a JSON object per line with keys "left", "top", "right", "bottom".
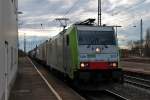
{"left": 104, "top": 89, "right": 129, "bottom": 100}
{"left": 124, "top": 75, "right": 150, "bottom": 83}
{"left": 125, "top": 79, "right": 150, "bottom": 90}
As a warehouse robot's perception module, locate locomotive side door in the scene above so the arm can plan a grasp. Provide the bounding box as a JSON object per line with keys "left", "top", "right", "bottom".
{"left": 4, "top": 41, "right": 8, "bottom": 100}
{"left": 63, "top": 34, "right": 70, "bottom": 75}
{"left": 62, "top": 35, "right": 66, "bottom": 74}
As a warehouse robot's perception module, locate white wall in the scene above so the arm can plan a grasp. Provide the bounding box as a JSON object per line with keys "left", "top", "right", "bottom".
{"left": 0, "top": 0, "right": 18, "bottom": 100}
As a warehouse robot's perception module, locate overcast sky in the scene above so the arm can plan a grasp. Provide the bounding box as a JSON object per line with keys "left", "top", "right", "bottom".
{"left": 18, "top": 0, "right": 150, "bottom": 50}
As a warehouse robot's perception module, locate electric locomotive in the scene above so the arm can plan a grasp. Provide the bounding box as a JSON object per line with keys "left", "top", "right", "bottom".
{"left": 46, "top": 19, "right": 123, "bottom": 84}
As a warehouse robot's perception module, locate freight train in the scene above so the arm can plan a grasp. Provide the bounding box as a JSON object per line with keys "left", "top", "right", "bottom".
{"left": 29, "top": 19, "right": 123, "bottom": 85}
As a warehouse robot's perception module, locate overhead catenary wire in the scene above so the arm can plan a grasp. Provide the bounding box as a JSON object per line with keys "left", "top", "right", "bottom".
{"left": 55, "top": 0, "right": 82, "bottom": 29}
{"left": 69, "top": 0, "right": 147, "bottom": 23}
{"left": 112, "top": 0, "right": 147, "bottom": 16}
{"left": 103, "top": 0, "right": 146, "bottom": 26}
{"left": 20, "top": 0, "right": 147, "bottom": 31}
{"left": 63, "top": 0, "right": 81, "bottom": 17}
{"left": 65, "top": 0, "right": 146, "bottom": 26}
{"left": 108, "top": 0, "right": 147, "bottom": 28}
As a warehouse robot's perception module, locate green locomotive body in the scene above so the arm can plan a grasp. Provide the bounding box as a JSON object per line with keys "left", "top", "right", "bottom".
{"left": 44, "top": 24, "right": 123, "bottom": 83}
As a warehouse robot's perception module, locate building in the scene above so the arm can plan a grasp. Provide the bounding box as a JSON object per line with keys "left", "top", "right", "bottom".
{"left": 0, "top": 0, "right": 18, "bottom": 100}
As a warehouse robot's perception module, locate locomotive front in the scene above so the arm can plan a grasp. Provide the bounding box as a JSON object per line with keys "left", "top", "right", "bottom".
{"left": 75, "top": 25, "right": 123, "bottom": 83}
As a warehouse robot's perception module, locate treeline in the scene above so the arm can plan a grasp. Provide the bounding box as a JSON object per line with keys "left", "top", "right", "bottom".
{"left": 121, "top": 28, "right": 150, "bottom": 57}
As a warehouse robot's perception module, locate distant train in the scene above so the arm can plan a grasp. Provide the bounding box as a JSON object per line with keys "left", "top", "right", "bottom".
{"left": 29, "top": 19, "right": 124, "bottom": 84}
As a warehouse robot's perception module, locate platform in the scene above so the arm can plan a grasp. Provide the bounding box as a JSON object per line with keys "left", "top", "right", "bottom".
{"left": 121, "top": 57, "right": 150, "bottom": 64}
{"left": 9, "top": 57, "right": 85, "bottom": 100}
{"left": 121, "top": 61, "right": 150, "bottom": 75}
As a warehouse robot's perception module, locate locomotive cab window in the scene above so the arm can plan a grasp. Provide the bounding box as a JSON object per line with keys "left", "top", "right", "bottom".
{"left": 66, "top": 35, "right": 69, "bottom": 46}
{"left": 78, "top": 30, "right": 116, "bottom": 45}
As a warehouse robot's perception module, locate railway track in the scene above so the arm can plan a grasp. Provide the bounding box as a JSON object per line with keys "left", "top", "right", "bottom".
{"left": 82, "top": 90, "right": 128, "bottom": 100}
{"left": 104, "top": 89, "right": 129, "bottom": 100}
{"left": 124, "top": 75, "right": 150, "bottom": 90}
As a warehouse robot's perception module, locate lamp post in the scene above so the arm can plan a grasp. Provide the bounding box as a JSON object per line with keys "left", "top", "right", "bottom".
{"left": 24, "top": 33, "right": 26, "bottom": 54}
{"left": 140, "top": 19, "right": 143, "bottom": 56}
{"left": 133, "top": 19, "right": 143, "bottom": 56}
{"left": 98, "top": 0, "right": 102, "bottom": 26}
{"left": 18, "top": 11, "right": 23, "bottom": 50}
{"left": 114, "top": 25, "right": 122, "bottom": 37}
{"left": 113, "top": 26, "right": 122, "bottom": 47}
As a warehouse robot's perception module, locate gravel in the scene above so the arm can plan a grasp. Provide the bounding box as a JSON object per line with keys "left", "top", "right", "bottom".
{"left": 108, "top": 83, "right": 150, "bottom": 100}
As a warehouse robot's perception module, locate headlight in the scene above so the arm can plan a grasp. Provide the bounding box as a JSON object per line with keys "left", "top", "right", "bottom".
{"left": 96, "top": 48, "right": 101, "bottom": 53}
{"left": 80, "top": 63, "right": 85, "bottom": 68}
{"left": 112, "top": 63, "right": 117, "bottom": 67}
{"left": 80, "top": 62, "right": 89, "bottom": 68}
{"left": 110, "top": 63, "right": 117, "bottom": 68}
{"left": 110, "top": 62, "right": 117, "bottom": 68}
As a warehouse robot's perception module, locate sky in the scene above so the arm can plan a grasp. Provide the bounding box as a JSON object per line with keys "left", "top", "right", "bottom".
{"left": 18, "top": 0, "right": 150, "bottom": 51}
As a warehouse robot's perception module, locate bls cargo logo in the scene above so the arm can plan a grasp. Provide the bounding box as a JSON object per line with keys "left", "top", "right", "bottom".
{"left": 80, "top": 54, "right": 87, "bottom": 59}
{"left": 110, "top": 54, "right": 117, "bottom": 58}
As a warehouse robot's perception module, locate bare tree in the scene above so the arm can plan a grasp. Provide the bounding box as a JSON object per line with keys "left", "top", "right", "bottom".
{"left": 127, "top": 40, "right": 134, "bottom": 50}
{"left": 144, "top": 28, "right": 150, "bottom": 57}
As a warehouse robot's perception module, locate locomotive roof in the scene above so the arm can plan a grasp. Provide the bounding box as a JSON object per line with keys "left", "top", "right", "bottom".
{"left": 75, "top": 25, "right": 114, "bottom": 31}
{"left": 49, "top": 25, "right": 115, "bottom": 42}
